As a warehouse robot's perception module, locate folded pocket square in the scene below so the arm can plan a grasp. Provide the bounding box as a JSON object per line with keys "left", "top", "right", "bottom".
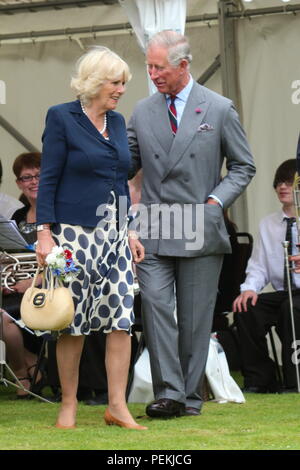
{"left": 197, "top": 123, "right": 214, "bottom": 132}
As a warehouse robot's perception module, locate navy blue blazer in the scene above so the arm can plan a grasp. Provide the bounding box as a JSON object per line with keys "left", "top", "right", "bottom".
{"left": 37, "top": 100, "right": 131, "bottom": 227}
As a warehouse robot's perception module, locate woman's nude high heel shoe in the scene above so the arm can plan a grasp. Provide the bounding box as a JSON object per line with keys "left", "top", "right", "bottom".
{"left": 55, "top": 422, "right": 76, "bottom": 429}
{"left": 55, "top": 402, "right": 77, "bottom": 429}
{"left": 104, "top": 408, "right": 148, "bottom": 430}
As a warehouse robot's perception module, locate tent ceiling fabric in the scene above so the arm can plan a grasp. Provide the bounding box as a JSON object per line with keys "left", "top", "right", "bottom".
{"left": 119, "top": 0, "right": 187, "bottom": 51}
{"left": 120, "top": 0, "right": 187, "bottom": 95}
{"left": 1, "top": 1, "right": 300, "bottom": 41}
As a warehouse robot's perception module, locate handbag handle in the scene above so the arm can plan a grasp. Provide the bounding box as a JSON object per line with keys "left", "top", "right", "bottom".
{"left": 26, "top": 266, "right": 55, "bottom": 301}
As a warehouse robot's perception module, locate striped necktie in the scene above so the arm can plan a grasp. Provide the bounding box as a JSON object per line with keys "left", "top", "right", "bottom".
{"left": 168, "top": 95, "right": 177, "bottom": 136}
{"left": 283, "top": 216, "right": 296, "bottom": 290}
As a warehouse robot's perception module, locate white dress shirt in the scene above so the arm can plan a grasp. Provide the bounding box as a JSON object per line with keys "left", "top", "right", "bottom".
{"left": 240, "top": 210, "right": 300, "bottom": 293}
{"left": 165, "top": 75, "right": 193, "bottom": 126}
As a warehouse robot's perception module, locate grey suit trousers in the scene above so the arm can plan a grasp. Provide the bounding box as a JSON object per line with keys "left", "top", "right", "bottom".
{"left": 136, "top": 253, "right": 223, "bottom": 410}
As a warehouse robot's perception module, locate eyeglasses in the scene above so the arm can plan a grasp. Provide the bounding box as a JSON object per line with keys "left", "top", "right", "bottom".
{"left": 18, "top": 174, "right": 40, "bottom": 183}
{"left": 276, "top": 181, "right": 293, "bottom": 188}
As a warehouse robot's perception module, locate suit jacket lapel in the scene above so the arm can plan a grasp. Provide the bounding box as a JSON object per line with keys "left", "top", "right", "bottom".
{"left": 162, "top": 83, "right": 210, "bottom": 180}
{"left": 149, "top": 93, "right": 174, "bottom": 155}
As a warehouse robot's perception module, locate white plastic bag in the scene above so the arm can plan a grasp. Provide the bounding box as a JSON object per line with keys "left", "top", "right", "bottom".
{"left": 128, "top": 348, "right": 154, "bottom": 403}
{"left": 205, "top": 333, "right": 245, "bottom": 404}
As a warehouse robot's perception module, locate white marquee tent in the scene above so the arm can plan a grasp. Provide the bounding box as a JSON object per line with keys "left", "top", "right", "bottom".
{"left": 0, "top": 0, "right": 299, "bottom": 240}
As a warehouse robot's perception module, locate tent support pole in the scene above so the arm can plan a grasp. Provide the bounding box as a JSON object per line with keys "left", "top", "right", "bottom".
{"left": 218, "top": 0, "right": 249, "bottom": 231}
{"left": 0, "top": 115, "right": 40, "bottom": 153}
{"left": 197, "top": 55, "right": 221, "bottom": 86}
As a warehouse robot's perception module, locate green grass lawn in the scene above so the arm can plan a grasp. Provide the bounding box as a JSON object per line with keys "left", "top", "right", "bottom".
{"left": 1, "top": 382, "right": 300, "bottom": 451}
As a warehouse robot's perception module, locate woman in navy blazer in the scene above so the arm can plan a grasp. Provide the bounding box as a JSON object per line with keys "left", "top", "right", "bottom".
{"left": 36, "top": 46, "right": 145, "bottom": 430}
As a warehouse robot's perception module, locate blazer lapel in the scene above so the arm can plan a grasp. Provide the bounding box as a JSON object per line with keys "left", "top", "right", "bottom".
{"left": 69, "top": 100, "right": 116, "bottom": 148}
{"left": 69, "top": 100, "right": 100, "bottom": 140}
{"left": 162, "top": 83, "right": 210, "bottom": 180}
{"left": 148, "top": 93, "right": 174, "bottom": 156}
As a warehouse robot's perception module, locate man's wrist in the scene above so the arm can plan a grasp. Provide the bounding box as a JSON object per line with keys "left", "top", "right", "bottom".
{"left": 206, "top": 195, "right": 223, "bottom": 207}
{"left": 206, "top": 198, "right": 219, "bottom": 206}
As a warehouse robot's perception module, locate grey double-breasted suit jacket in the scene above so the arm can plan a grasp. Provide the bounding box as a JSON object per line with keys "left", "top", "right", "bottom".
{"left": 127, "top": 81, "right": 255, "bottom": 257}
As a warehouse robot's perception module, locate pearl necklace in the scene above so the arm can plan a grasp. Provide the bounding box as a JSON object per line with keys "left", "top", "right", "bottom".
{"left": 80, "top": 100, "right": 107, "bottom": 135}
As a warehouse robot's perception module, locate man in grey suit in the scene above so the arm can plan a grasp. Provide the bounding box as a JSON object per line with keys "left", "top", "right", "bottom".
{"left": 127, "top": 30, "right": 255, "bottom": 418}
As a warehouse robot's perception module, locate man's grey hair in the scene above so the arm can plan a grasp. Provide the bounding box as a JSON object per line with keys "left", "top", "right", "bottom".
{"left": 147, "top": 30, "right": 192, "bottom": 67}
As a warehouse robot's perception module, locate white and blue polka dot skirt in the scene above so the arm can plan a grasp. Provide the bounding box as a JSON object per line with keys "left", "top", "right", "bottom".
{"left": 37, "top": 194, "right": 134, "bottom": 337}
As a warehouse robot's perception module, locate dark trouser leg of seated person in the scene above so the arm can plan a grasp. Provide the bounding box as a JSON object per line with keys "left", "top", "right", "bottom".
{"left": 78, "top": 331, "right": 108, "bottom": 403}
{"left": 276, "top": 294, "right": 300, "bottom": 389}
{"left": 79, "top": 332, "right": 107, "bottom": 389}
{"left": 235, "top": 292, "right": 284, "bottom": 391}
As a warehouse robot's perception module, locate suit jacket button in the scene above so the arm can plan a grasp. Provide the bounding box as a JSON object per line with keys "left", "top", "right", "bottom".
{"left": 190, "top": 153, "right": 195, "bottom": 158}
{"left": 154, "top": 154, "right": 159, "bottom": 159}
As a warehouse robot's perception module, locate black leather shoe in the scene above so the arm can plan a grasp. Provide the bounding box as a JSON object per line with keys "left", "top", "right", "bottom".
{"left": 243, "top": 386, "right": 279, "bottom": 394}
{"left": 84, "top": 393, "right": 108, "bottom": 406}
{"left": 146, "top": 399, "right": 185, "bottom": 418}
{"left": 243, "top": 386, "right": 268, "bottom": 393}
{"left": 185, "top": 407, "right": 200, "bottom": 416}
{"left": 281, "top": 387, "right": 298, "bottom": 393}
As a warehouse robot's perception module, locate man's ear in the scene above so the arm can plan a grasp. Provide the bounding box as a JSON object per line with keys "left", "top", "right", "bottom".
{"left": 179, "top": 58, "right": 189, "bottom": 72}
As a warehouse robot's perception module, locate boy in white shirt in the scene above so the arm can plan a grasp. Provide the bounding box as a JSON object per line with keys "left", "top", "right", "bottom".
{"left": 233, "top": 159, "right": 300, "bottom": 393}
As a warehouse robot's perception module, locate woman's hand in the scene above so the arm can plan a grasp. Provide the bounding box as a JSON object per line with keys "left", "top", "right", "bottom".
{"left": 36, "top": 230, "right": 56, "bottom": 266}
{"left": 128, "top": 235, "right": 145, "bottom": 264}
{"left": 232, "top": 290, "right": 258, "bottom": 313}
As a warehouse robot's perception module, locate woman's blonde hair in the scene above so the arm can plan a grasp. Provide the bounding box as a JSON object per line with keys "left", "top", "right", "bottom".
{"left": 71, "top": 46, "right": 132, "bottom": 105}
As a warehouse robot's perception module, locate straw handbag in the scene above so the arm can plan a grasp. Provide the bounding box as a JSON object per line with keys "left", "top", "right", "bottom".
{"left": 20, "top": 267, "right": 74, "bottom": 331}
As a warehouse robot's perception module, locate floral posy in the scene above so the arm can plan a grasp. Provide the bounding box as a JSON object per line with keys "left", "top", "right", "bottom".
{"left": 45, "top": 246, "right": 80, "bottom": 282}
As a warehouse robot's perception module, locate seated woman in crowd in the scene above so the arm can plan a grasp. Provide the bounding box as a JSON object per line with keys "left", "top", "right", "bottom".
{"left": 2, "top": 152, "right": 45, "bottom": 398}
